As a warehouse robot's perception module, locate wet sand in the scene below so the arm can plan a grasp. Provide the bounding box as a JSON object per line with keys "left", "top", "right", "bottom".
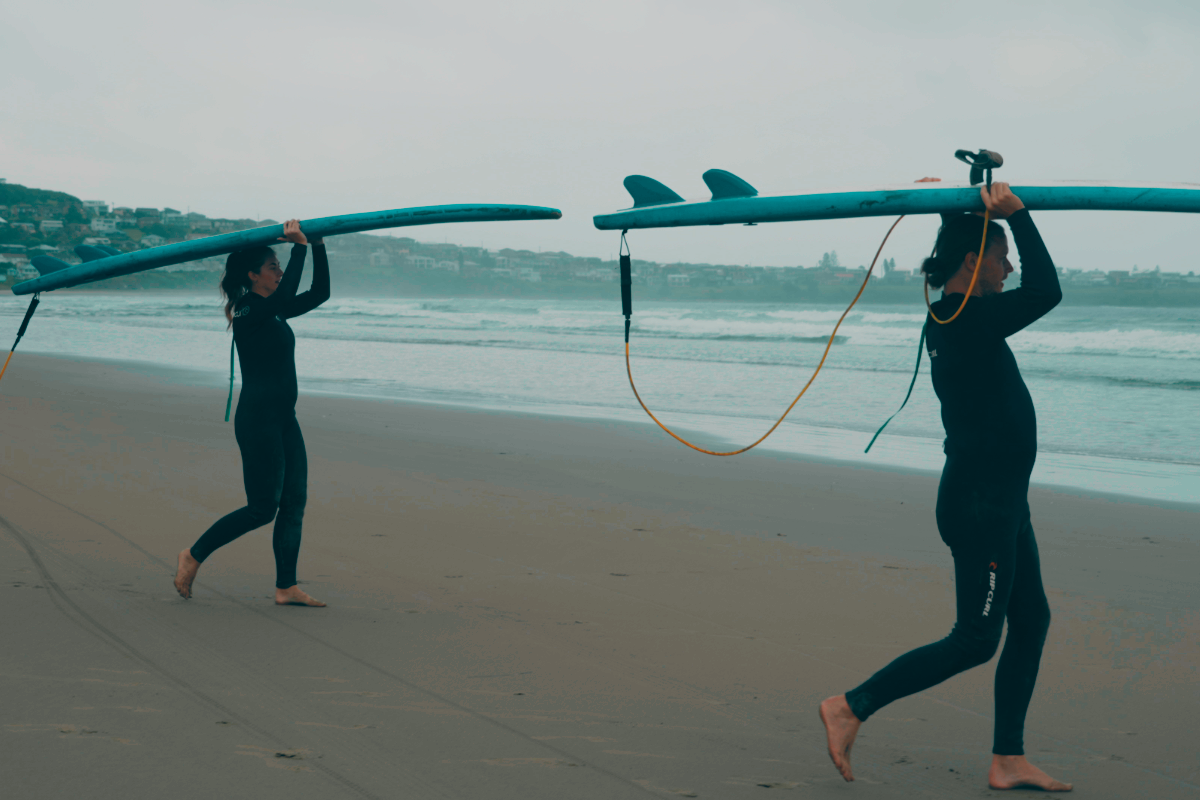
{"left": 2, "top": 353, "right": 1197, "bottom": 798}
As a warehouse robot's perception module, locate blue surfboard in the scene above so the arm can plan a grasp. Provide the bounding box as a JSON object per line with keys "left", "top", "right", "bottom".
{"left": 593, "top": 170, "right": 1200, "bottom": 230}
{"left": 14, "top": 203, "right": 562, "bottom": 295}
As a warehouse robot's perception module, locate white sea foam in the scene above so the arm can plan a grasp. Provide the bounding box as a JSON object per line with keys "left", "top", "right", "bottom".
{"left": 1008, "top": 328, "right": 1200, "bottom": 359}
{"left": 2, "top": 293, "right": 1196, "bottom": 502}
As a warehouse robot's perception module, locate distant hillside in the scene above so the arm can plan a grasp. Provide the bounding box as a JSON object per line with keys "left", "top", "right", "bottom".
{"left": 4, "top": 180, "right": 1199, "bottom": 306}
{"left": 0, "top": 182, "right": 82, "bottom": 208}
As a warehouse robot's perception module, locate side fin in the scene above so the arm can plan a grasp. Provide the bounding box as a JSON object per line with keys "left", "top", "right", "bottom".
{"left": 75, "top": 244, "right": 113, "bottom": 262}
{"left": 623, "top": 175, "right": 685, "bottom": 208}
{"left": 31, "top": 256, "right": 75, "bottom": 275}
{"left": 703, "top": 169, "right": 758, "bottom": 200}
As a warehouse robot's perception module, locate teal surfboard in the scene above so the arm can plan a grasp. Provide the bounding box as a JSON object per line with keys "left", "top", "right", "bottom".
{"left": 14, "top": 203, "right": 562, "bottom": 295}
{"left": 593, "top": 170, "right": 1200, "bottom": 230}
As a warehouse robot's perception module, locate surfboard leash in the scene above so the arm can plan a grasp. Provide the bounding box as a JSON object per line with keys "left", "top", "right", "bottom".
{"left": 924, "top": 208, "right": 991, "bottom": 325}
{"left": 0, "top": 294, "right": 41, "bottom": 387}
{"left": 925, "top": 150, "right": 999, "bottom": 325}
{"left": 225, "top": 336, "right": 236, "bottom": 422}
{"left": 867, "top": 181, "right": 994, "bottom": 450}
{"left": 863, "top": 318, "right": 926, "bottom": 453}
{"left": 621, "top": 217, "right": 906, "bottom": 456}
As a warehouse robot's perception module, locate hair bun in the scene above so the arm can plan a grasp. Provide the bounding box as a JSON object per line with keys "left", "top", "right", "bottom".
{"left": 923, "top": 214, "right": 1005, "bottom": 290}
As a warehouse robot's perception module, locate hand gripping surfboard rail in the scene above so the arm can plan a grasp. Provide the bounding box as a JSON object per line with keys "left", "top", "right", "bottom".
{"left": 13, "top": 203, "right": 563, "bottom": 295}
{"left": 593, "top": 179, "right": 1200, "bottom": 230}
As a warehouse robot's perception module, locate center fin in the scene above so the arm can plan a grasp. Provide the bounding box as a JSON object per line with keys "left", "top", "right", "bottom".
{"left": 74, "top": 244, "right": 114, "bottom": 262}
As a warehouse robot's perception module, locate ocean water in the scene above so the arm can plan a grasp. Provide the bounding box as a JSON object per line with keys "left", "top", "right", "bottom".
{"left": 2, "top": 292, "right": 1197, "bottom": 505}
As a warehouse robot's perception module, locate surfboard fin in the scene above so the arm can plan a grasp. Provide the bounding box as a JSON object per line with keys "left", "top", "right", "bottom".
{"left": 75, "top": 244, "right": 114, "bottom": 262}
{"left": 703, "top": 169, "right": 758, "bottom": 200}
{"left": 31, "top": 256, "right": 75, "bottom": 275}
{"left": 624, "top": 175, "right": 685, "bottom": 208}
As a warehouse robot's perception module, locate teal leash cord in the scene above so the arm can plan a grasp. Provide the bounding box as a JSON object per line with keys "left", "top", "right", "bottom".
{"left": 864, "top": 319, "right": 927, "bottom": 453}
{"left": 225, "top": 337, "right": 235, "bottom": 422}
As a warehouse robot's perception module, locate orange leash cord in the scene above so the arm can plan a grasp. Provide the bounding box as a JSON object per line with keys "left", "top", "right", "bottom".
{"left": 624, "top": 216, "right": 906, "bottom": 456}
{"left": 924, "top": 210, "right": 989, "bottom": 324}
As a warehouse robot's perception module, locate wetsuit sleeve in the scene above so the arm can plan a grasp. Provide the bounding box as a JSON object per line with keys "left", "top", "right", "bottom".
{"left": 230, "top": 244, "right": 307, "bottom": 331}
{"left": 283, "top": 242, "right": 330, "bottom": 319}
{"left": 963, "top": 209, "right": 1062, "bottom": 339}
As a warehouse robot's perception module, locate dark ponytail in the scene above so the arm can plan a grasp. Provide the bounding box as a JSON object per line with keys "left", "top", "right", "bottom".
{"left": 921, "top": 214, "right": 1006, "bottom": 289}
{"left": 220, "top": 246, "right": 276, "bottom": 325}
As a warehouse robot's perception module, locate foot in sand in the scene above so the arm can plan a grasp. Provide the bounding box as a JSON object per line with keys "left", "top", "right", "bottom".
{"left": 819, "top": 695, "right": 861, "bottom": 782}
{"left": 989, "top": 755, "right": 1073, "bottom": 791}
{"left": 275, "top": 585, "right": 326, "bottom": 607}
{"left": 174, "top": 549, "right": 200, "bottom": 599}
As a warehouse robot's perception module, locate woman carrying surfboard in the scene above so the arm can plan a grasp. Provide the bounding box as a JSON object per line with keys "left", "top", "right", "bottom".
{"left": 174, "top": 219, "right": 329, "bottom": 607}
{"left": 820, "top": 183, "right": 1072, "bottom": 792}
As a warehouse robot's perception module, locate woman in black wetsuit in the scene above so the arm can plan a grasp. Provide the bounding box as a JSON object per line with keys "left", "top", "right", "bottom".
{"left": 174, "top": 219, "right": 330, "bottom": 607}
{"left": 820, "top": 184, "right": 1072, "bottom": 792}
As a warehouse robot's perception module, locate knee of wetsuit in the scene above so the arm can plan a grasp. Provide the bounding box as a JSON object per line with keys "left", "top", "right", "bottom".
{"left": 948, "top": 629, "right": 1001, "bottom": 667}
{"left": 276, "top": 502, "right": 306, "bottom": 524}
{"left": 246, "top": 502, "right": 279, "bottom": 526}
{"left": 1010, "top": 604, "right": 1051, "bottom": 641}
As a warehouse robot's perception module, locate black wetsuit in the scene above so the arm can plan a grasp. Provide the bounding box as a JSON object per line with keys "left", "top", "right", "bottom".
{"left": 190, "top": 243, "right": 330, "bottom": 589}
{"left": 845, "top": 209, "right": 1062, "bottom": 756}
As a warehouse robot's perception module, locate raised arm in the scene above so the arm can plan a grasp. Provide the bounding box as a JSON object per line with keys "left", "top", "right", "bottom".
{"left": 967, "top": 209, "right": 1062, "bottom": 339}
{"left": 256, "top": 243, "right": 308, "bottom": 317}
{"left": 959, "top": 185, "right": 1062, "bottom": 340}
{"left": 232, "top": 244, "right": 308, "bottom": 332}
{"left": 284, "top": 240, "right": 330, "bottom": 318}
{"left": 258, "top": 219, "right": 312, "bottom": 316}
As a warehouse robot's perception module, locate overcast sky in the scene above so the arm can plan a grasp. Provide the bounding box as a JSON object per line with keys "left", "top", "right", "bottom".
{"left": 4, "top": 0, "right": 1199, "bottom": 272}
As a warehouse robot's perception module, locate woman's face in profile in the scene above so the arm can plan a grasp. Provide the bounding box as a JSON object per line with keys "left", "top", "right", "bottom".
{"left": 977, "top": 238, "right": 1013, "bottom": 295}
{"left": 249, "top": 255, "right": 283, "bottom": 296}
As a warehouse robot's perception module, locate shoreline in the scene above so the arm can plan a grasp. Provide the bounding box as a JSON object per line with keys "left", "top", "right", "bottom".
{"left": 10, "top": 278, "right": 1200, "bottom": 308}
{"left": 16, "top": 348, "right": 1200, "bottom": 512}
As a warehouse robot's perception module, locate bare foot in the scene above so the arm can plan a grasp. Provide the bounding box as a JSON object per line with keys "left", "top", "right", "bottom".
{"left": 989, "top": 755, "right": 1073, "bottom": 791}
{"left": 174, "top": 549, "right": 200, "bottom": 599}
{"left": 275, "top": 585, "right": 326, "bottom": 607}
{"left": 819, "top": 695, "right": 861, "bottom": 782}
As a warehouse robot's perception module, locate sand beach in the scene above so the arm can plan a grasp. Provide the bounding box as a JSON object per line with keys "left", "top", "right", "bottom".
{"left": 2, "top": 353, "right": 1198, "bottom": 798}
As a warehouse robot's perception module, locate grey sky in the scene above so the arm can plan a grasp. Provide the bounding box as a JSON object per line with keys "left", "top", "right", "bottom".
{"left": 4, "top": 0, "right": 1199, "bottom": 272}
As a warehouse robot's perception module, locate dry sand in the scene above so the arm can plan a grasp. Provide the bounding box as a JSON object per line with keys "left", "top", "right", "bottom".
{"left": 2, "top": 353, "right": 1197, "bottom": 799}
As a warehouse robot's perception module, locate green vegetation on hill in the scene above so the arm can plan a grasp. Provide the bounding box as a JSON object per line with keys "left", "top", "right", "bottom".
{"left": 0, "top": 183, "right": 82, "bottom": 208}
